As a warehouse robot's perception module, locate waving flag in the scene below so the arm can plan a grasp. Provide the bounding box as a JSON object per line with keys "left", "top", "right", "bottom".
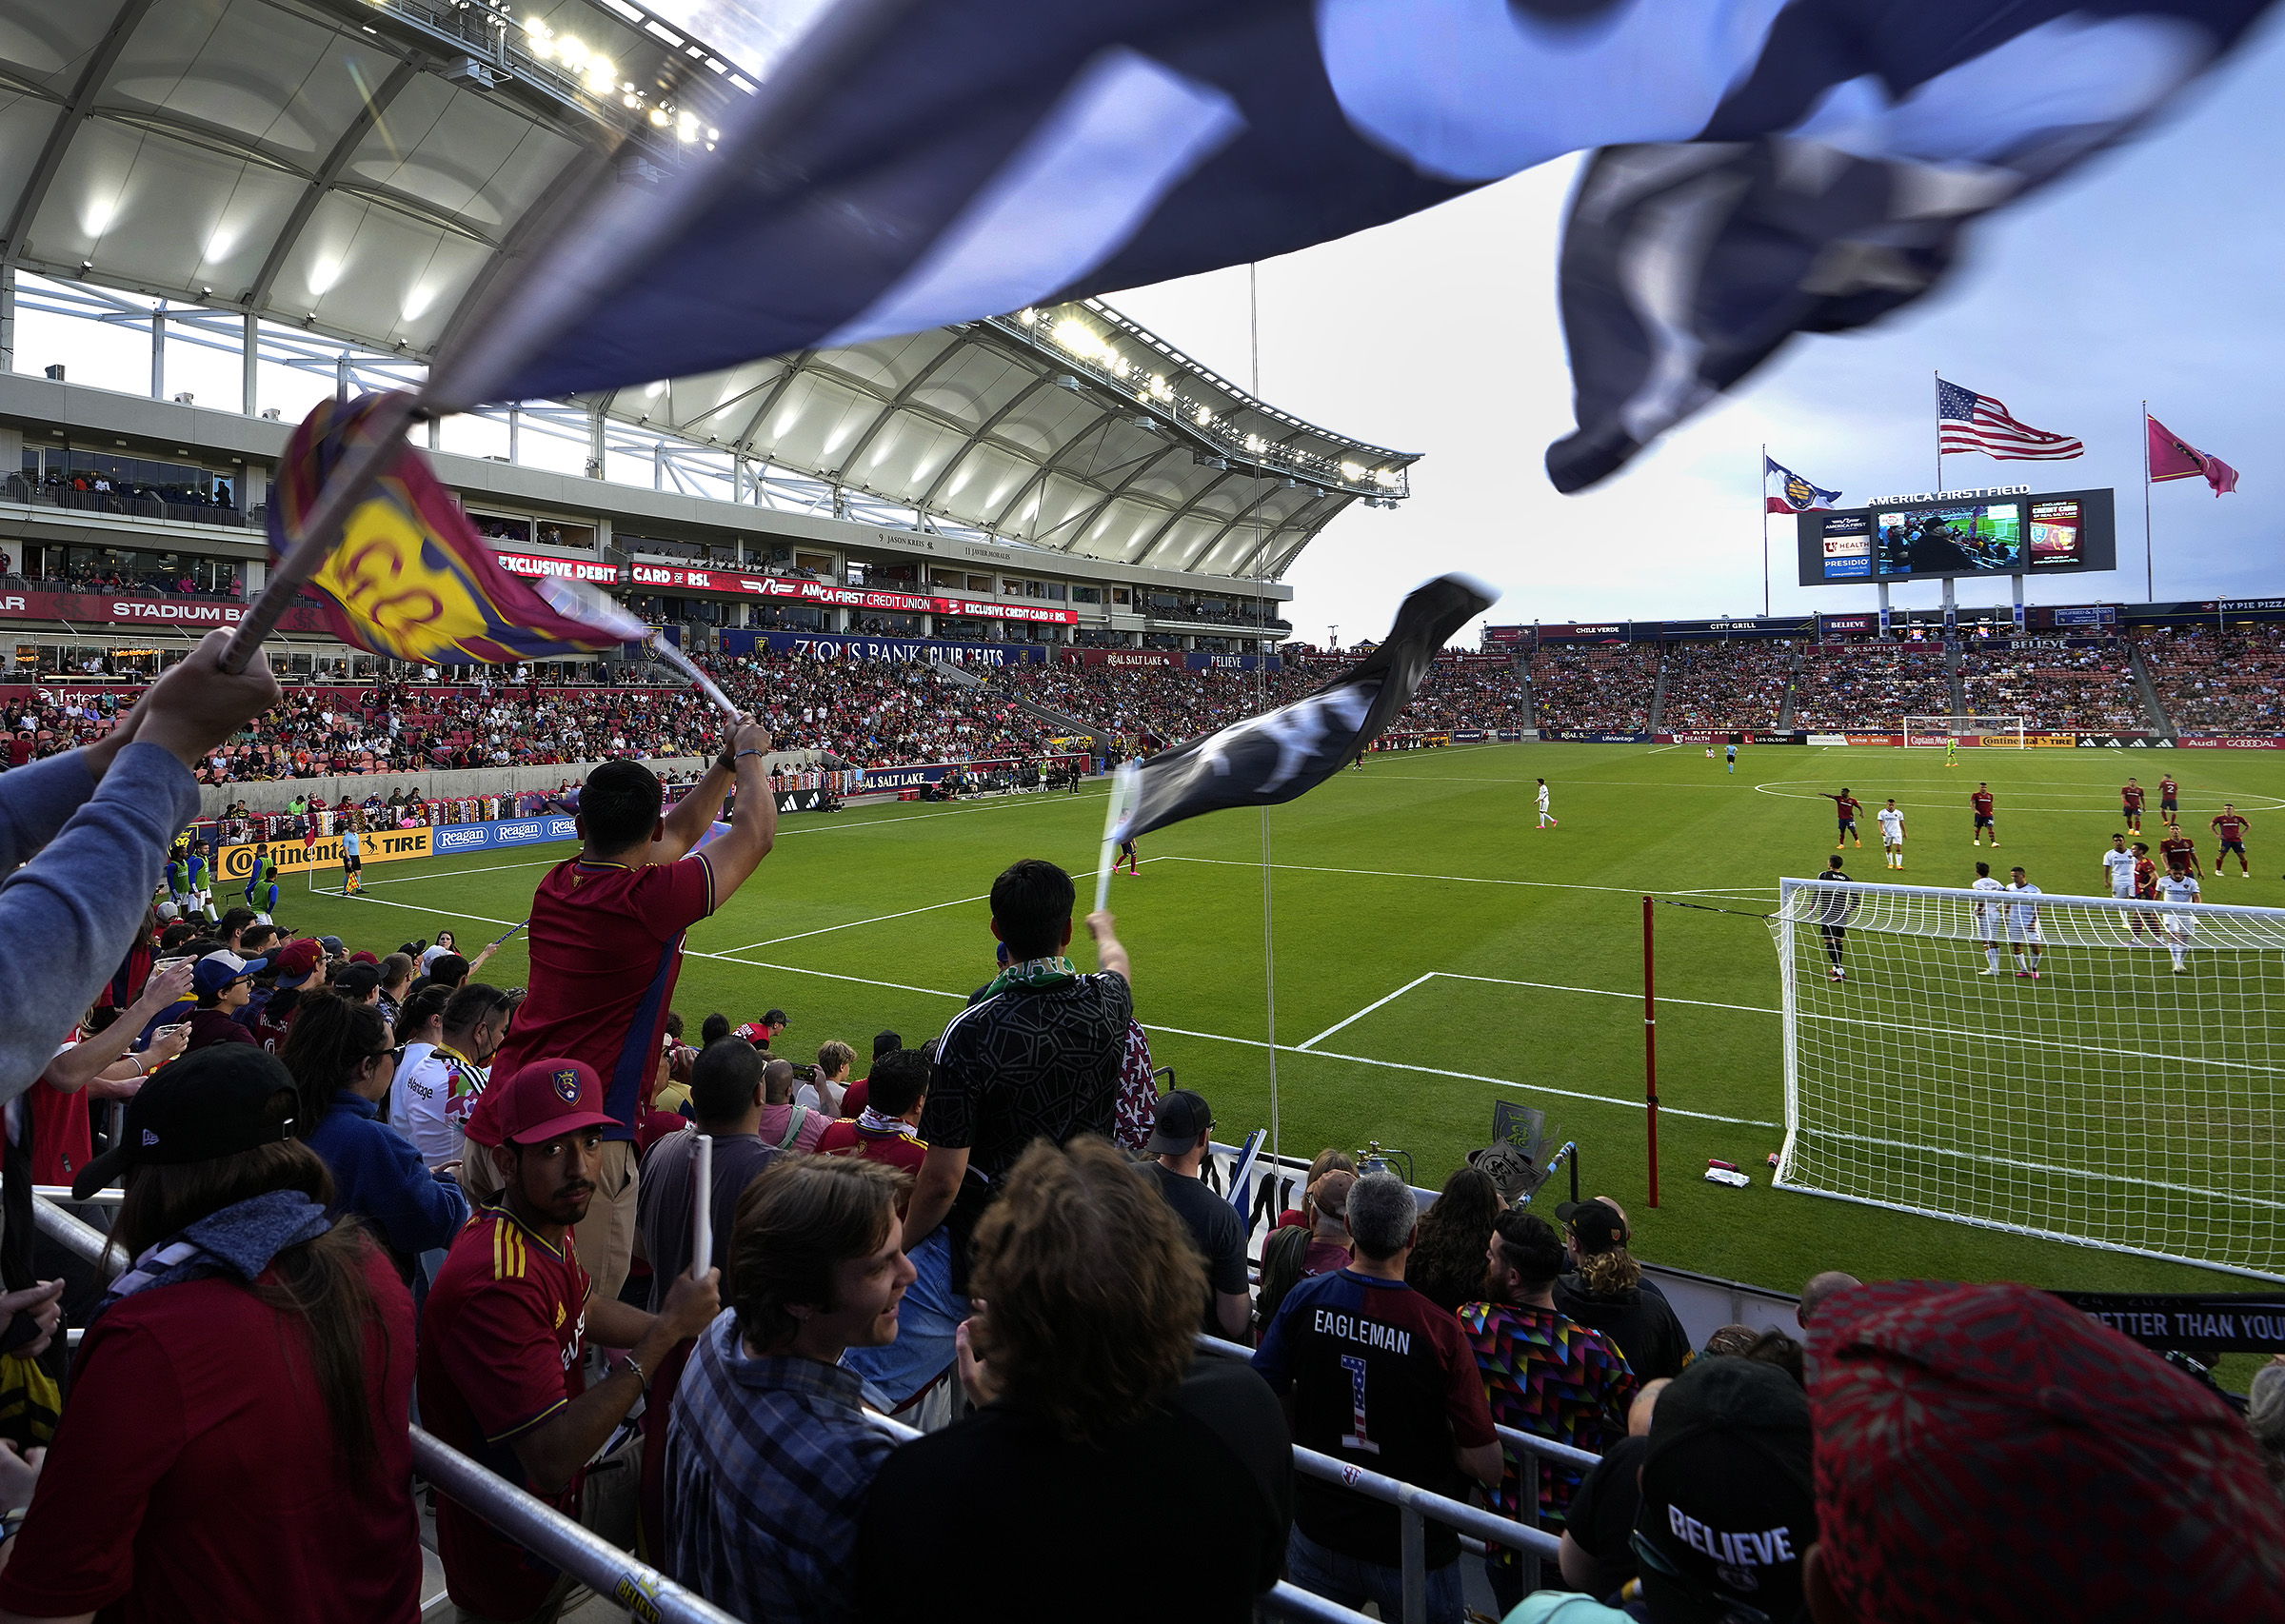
{"left": 267, "top": 395, "right": 647, "bottom": 664}
{"left": 2148, "top": 414, "right": 2240, "bottom": 495}
{"left": 1937, "top": 379, "right": 2084, "bottom": 462}
{"left": 427, "top": 0, "right": 2276, "bottom": 509}
{"left": 1110, "top": 575, "right": 1492, "bottom": 844}
{"left": 1765, "top": 457, "right": 1840, "bottom": 515}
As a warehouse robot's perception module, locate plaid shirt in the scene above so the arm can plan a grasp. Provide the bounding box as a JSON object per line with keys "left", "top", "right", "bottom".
{"left": 1459, "top": 1299, "right": 1637, "bottom": 1558}
{"left": 666, "top": 1313, "right": 894, "bottom": 1624}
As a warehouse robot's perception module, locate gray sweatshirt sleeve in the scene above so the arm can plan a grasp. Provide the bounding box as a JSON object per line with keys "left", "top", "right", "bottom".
{"left": 0, "top": 743, "right": 199, "bottom": 1104}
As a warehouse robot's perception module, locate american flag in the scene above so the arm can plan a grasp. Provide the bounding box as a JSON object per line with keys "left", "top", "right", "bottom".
{"left": 1937, "top": 379, "right": 2084, "bottom": 461}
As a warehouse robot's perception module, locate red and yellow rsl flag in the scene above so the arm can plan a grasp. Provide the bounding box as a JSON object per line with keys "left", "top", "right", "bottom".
{"left": 266, "top": 392, "right": 645, "bottom": 663}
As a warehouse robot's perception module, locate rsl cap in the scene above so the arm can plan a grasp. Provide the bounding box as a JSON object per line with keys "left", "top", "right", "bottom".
{"left": 269, "top": 939, "right": 324, "bottom": 989}
{"left": 1556, "top": 1197, "right": 1630, "bottom": 1255}
{"left": 70, "top": 1045, "right": 298, "bottom": 1199}
{"left": 464, "top": 1057, "right": 617, "bottom": 1149}
{"left": 1143, "top": 1088, "right": 1213, "bottom": 1157}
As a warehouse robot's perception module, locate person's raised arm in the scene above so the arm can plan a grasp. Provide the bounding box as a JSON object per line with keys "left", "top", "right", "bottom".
{"left": 42, "top": 963, "right": 194, "bottom": 1095}
{"left": 654, "top": 720, "right": 750, "bottom": 861}
{"left": 686, "top": 719, "right": 776, "bottom": 902}
{"left": 1085, "top": 909, "right": 1130, "bottom": 984}
{"left": 508, "top": 1267, "right": 718, "bottom": 1496}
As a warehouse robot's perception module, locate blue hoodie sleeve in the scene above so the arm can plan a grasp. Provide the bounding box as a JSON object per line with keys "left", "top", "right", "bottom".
{"left": 0, "top": 743, "right": 198, "bottom": 1106}
{"left": 337, "top": 1117, "right": 472, "bottom": 1256}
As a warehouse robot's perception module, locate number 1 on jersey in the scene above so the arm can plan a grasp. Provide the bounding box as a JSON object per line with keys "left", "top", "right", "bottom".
{"left": 1340, "top": 1354, "right": 1379, "bottom": 1455}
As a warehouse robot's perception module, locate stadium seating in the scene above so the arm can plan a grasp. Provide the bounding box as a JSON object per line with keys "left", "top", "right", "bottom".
{"left": 1791, "top": 643, "right": 1955, "bottom": 731}
{"left": 1528, "top": 644, "right": 1659, "bottom": 731}
{"left": 2138, "top": 624, "right": 2285, "bottom": 733}
{"left": 1659, "top": 641, "right": 1797, "bottom": 731}
{"left": 1958, "top": 644, "right": 2148, "bottom": 731}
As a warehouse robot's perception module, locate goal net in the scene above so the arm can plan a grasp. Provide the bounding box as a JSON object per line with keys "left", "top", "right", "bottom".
{"left": 1770, "top": 877, "right": 2285, "bottom": 1280}
{"left": 1903, "top": 715, "right": 2024, "bottom": 747}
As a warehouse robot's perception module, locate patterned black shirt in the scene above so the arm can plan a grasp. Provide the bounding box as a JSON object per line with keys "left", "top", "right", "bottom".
{"left": 922, "top": 969, "right": 1133, "bottom": 1186}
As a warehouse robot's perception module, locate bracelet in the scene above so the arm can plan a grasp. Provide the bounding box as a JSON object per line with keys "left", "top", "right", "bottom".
{"left": 621, "top": 1354, "right": 648, "bottom": 1386}
{"left": 735, "top": 749, "right": 768, "bottom": 762}
{"left": 2, "top": 1507, "right": 26, "bottom": 1541}
{"left": 128, "top": 1055, "right": 146, "bottom": 1075}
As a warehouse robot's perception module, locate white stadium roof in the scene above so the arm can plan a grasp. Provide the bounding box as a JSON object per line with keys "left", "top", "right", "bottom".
{"left": 0, "top": 0, "right": 1415, "bottom": 579}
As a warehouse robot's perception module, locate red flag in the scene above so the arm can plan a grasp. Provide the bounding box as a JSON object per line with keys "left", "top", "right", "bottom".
{"left": 2148, "top": 415, "right": 2240, "bottom": 496}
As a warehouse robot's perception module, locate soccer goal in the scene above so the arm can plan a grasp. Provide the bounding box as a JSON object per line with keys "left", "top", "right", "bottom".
{"left": 1902, "top": 715, "right": 2024, "bottom": 747}
{"left": 1769, "top": 877, "right": 2285, "bottom": 1280}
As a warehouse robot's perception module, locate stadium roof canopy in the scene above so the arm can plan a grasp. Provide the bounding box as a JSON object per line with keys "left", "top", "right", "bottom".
{"left": 0, "top": 0, "right": 1417, "bottom": 580}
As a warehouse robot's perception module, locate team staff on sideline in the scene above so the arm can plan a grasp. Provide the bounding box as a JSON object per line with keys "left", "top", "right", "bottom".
{"left": 421, "top": 1058, "right": 720, "bottom": 1624}
{"left": 487, "top": 720, "right": 778, "bottom": 1302}
{"left": 0, "top": 626, "right": 277, "bottom": 1106}
{"left": 0, "top": 1047, "right": 421, "bottom": 1620}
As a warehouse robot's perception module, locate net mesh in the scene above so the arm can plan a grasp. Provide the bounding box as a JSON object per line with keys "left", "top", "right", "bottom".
{"left": 1903, "top": 715, "right": 2023, "bottom": 745}
{"left": 1770, "top": 877, "right": 2285, "bottom": 1279}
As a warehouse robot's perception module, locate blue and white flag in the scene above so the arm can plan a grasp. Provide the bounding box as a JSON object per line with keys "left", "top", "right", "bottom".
{"left": 432, "top": 0, "right": 2275, "bottom": 497}
{"left": 1765, "top": 457, "right": 1840, "bottom": 515}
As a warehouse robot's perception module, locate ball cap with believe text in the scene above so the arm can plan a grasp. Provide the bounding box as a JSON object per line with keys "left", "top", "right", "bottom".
{"left": 464, "top": 1057, "right": 617, "bottom": 1149}
{"left": 1633, "top": 1357, "right": 1815, "bottom": 1624}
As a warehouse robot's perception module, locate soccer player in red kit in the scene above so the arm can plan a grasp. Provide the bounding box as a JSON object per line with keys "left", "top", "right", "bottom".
{"left": 487, "top": 721, "right": 778, "bottom": 1302}
{"left": 2157, "top": 821, "right": 2201, "bottom": 879}
{"left": 2120, "top": 777, "right": 2145, "bottom": 835}
{"left": 2130, "top": 842, "right": 2158, "bottom": 941}
{"left": 2211, "top": 803, "right": 2252, "bottom": 877}
{"left": 2158, "top": 774, "right": 2180, "bottom": 821}
{"left": 1821, "top": 788, "right": 1863, "bottom": 849}
{"left": 1970, "top": 782, "right": 1997, "bottom": 846}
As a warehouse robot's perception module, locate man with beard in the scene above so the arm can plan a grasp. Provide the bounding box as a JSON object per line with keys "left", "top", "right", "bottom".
{"left": 420, "top": 1058, "right": 720, "bottom": 1623}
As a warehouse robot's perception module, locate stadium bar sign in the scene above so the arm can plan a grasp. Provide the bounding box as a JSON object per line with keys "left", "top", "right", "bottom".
{"left": 1862, "top": 485, "right": 2031, "bottom": 505}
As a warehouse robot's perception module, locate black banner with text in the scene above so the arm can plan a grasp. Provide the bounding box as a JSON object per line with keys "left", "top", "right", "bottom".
{"left": 2055, "top": 1290, "right": 2285, "bottom": 1354}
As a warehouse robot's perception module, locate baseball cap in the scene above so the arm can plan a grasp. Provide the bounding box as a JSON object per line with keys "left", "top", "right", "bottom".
{"left": 154, "top": 901, "right": 180, "bottom": 922}
{"left": 464, "top": 1057, "right": 617, "bottom": 1149}
{"left": 1310, "top": 1168, "right": 1357, "bottom": 1220}
{"left": 332, "top": 961, "right": 382, "bottom": 1000}
{"left": 1810, "top": 1281, "right": 2285, "bottom": 1623}
{"left": 1556, "top": 1197, "right": 1629, "bottom": 1255}
{"left": 270, "top": 938, "right": 323, "bottom": 989}
{"left": 70, "top": 1045, "right": 298, "bottom": 1198}
{"left": 1632, "top": 1357, "right": 1816, "bottom": 1624}
{"left": 192, "top": 949, "right": 268, "bottom": 998}
{"left": 348, "top": 950, "right": 379, "bottom": 966}
{"left": 762, "top": 1008, "right": 788, "bottom": 1026}
{"left": 316, "top": 936, "right": 346, "bottom": 957}
{"left": 1143, "top": 1088, "right": 1213, "bottom": 1156}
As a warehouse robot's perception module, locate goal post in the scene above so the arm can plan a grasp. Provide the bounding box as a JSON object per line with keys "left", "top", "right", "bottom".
{"left": 1769, "top": 876, "right": 2285, "bottom": 1281}
{"left": 1903, "top": 715, "right": 2024, "bottom": 748}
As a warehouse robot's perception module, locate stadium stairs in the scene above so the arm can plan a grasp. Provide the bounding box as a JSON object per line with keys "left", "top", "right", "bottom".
{"left": 925, "top": 655, "right": 992, "bottom": 690}
{"left": 2129, "top": 644, "right": 2176, "bottom": 737}
{"left": 1776, "top": 644, "right": 1804, "bottom": 731}
{"left": 1645, "top": 656, "right": 1672, "bottom": 733}
{"left": 964, "top": 665, "right": 1106, "bottom": 756}
{"left": 1945, "top": 641, "right": 1970, "bottom": 720}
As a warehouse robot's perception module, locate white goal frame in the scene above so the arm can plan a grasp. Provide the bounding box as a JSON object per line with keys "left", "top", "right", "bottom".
{"left": 1902, "top": 714, "right": 2024, "bottom": 748}
{"left": 1771, "top": 876, "right": 2285, "bottom": 1281}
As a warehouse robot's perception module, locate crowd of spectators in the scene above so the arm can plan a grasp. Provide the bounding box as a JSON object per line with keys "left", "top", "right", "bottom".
{"left": 1791, "top": 642, "right": 1956, "bottom": 731}
{"left": 0, "top": 660, "right": 2276, "bottom": 1624}
{"left": 1528, "top": 644, "right": 1659, "bottom": 731}
{"left": 2140, "top": 623, "right": 2285, "bottom": 734}
{"left": 1659, "top": 640, "right": 1797, "bottom": 731}
{"left": 1959, "top": 642, "right": 2149, "bottom": 730}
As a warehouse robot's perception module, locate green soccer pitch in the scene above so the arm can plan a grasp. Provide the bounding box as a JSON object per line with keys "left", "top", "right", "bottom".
{"left": 279, "top": 743, "right": 2285, "bottom": 1357}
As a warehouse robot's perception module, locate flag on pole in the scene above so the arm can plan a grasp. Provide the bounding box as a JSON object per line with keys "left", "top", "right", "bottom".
{"left": 2148, "top": 414, "right": 2240, "bottom": 496}
{"left": 1109, "top": 575, "right": 1494, "bottom": 845}
{"left": 266, "top": 395, "right": 648, "bottom": 663}
{"left": 1937, "top": 379, "right": 2084, "bottom": 461}
{"left": 1765, "top": 457, "right": 1841, "bottom": 515}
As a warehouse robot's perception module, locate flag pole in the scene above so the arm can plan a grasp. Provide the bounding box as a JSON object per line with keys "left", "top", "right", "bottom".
{"left": 1094, "top": 762, "right": 1137, "bottom": 914}
{"left": 218, "top": 390, "right": 424, "bottom": 676}
{"left": 1250, "top": 261, "right": 1281, "bottom": 1175}
{"left": 647, "top": 636, "right": 745, "bottom": 722}
{"left": 690, "top": 1133, "right": 712, "bottom": 1279}
{"left": 1934, "top": 370, "right": 1942, "bottom": 494}
{"left": 2142, "top": 400, "right": 2155, "bottom": 601}
{"left": 1759, "top": 444, "right": 1770, "bottom": 618}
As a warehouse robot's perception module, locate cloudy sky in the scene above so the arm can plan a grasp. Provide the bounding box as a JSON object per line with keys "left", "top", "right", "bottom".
{"left": 1108, "top": 13, "right": 2285, "bottom": 648}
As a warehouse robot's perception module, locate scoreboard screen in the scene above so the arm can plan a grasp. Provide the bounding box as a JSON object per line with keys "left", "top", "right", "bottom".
{"left": 1797, "top": 487, "right": 2116, "bottom": 585}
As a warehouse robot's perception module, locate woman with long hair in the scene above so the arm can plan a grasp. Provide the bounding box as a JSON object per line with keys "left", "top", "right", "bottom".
{"left": 0, "top": 1046, "right": 420, "bottom": 1620}
{"left": 1404, "top": 1164, "right": 1505, "bottom": 1314}
{"left": 856, "top": 1138, "right": 1292, "bottom": 1621}
{"left": 286, "top": 991, "right": 467, "bottom": 1268}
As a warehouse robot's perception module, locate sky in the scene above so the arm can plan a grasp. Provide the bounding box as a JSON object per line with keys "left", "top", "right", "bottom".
{"left": 1106, "top": 12, "right": 2285, "bottom": 648}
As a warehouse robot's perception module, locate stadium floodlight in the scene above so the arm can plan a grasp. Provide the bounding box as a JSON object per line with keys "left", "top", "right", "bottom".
{"left": 1903, "top": 715, "right": 2024, "bottom": 749}
{"left": 1770, "top": 877, "right": 2285, "bottom": 1281}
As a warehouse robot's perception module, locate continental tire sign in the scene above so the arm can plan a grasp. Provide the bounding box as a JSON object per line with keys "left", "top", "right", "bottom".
{"left": 220, "top": 829, "right": 432, "bottom": 878}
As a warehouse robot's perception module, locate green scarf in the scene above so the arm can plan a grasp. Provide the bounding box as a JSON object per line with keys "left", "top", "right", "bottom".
{"left": 982, "top": 955, "right": 1079, "bottom": 999}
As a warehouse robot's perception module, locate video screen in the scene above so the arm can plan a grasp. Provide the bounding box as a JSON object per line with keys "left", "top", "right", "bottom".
{"left": 1873, "top": 503, "right": 2021, "bottom": 578}
{"left": 1817, "top": 515, "right": 1871, "bottom": 580}
{"left": 2028, "top": 499, "right": 2082, "bottom": 567}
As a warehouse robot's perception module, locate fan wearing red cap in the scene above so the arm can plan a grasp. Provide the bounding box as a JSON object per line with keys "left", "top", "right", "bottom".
{"left": 418, "top": 1059, "right": 721, "bottom": 1620}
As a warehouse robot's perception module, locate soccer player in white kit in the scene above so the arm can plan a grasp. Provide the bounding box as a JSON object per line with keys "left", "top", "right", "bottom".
{"left": 1537, "top": 778, "right": 1557, "bottom": 829}
{"left": 2101, "top": 834, "right": 2137, "bottom": 900}
{"left": 1876, "top": 799, "right": 1907, "bottom": 869}
{"left": 2156, "top": 858, "right": 2199, "bottom": 974}
{"left": 1971, "top": 862, "right": 2007, "bottom": 973}
{"left": 2005, "top": 865, "right": 2045, "bottom": 979}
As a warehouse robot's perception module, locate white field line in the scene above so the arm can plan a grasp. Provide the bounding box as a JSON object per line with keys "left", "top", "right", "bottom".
{"left": 1294, "top": 974, "right": 1438, "bottom": 1050}
{"left": 715, "top": 892, "right": 992, "bottom": 954}
{"left": 1158, "top": 855, "right": 1771, "bottom": 906}
{"left": 1799, "top": 1128, "right": 2285, "bottom": 1214}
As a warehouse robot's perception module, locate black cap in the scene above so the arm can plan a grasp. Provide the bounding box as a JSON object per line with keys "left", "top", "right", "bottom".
{"left": 71, "top": 1045, "right": 299, "bottom": 1199}
{"left": 332, "top": 962, "right": 383, "bottom": 1000}
{"left": 1633, "top": 1357, "right": 1816, "bottom": 1623}
{"left": 1556, "top": 1198, "right": 1629, "bottom": 1254}
{"left": 1144, "top": 1088, "right": 1213, "bottom": 1157}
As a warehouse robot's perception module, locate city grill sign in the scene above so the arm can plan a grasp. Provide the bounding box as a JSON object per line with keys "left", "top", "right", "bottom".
{"left": 1863, "top": 485, "right": 2031, "bottom": 505}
